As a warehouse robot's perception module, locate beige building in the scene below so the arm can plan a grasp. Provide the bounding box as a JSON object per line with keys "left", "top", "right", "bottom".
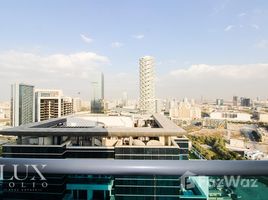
{"left": 72, "top": 97, "right": 82, "bottom": 113}
{"left": 61, "top": 97, "right": 73, "bottom": 116}
{"left": 35, "top": 89, "right": 63, "bottom": 122}
{"left": 210, "top": 111, "right": 251, "bottom": 122}
{"left": 258, "top": 112, "right": 268, "bottom": 123}
{"left": 170, "top": 98, "right": 201, "bottom": 120}
{"left": 0, "top": 102, "right": 10, "bottom": 119}
{"left": 35, "top": 89, "right": 73, "bottom": 122}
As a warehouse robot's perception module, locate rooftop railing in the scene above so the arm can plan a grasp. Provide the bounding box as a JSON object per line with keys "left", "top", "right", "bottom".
{"left": 0, "top": 158, "right": 267, "bottom": 176}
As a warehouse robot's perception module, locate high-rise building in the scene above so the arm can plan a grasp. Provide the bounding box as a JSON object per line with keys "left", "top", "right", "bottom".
{"left": 164, "top": 99, "right": 171, "bottom": 113}
{"left": 233, "top": 96, "right": 238, "bottom": 106}
{"left": 0, "top": 114, "right": 208, "bottom": 200}
{"left": 35, "top": 90, "right": 73, "bottom": 122}
{"left": 216, "top": 98, "right": 224, "bottom": 106}
{"left": 11, "top": 83, "right": 34, "bottom": 127}
{"left": 241, "top": 97, "right": 251, "bottom": 107}
{"left": 139, "top": 56, "right": 155, "bottom": 114}
{"left": 90, "top": 72, "right": 104, "bottom": 113}
{"left": 72, "top": 97, "right": 82, "bottom": 113}
{"left": 35, "top": 89, "right": 63, "bottom": 122}
{"left": 61, "top": 96, "right": 73, "bottom": 116}
{"left": 155, "top": 99, "right": 164, "bottom": 114}
{"left": 122, "top": 92, "right": 128, "bottom": 107}
{"left": 0, "top": 102, "right": 10, "bottom": 119}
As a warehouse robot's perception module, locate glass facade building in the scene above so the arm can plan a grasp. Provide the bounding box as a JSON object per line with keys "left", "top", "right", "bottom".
{"left": 10, "top": 83, "right": 34, "bottom": 127}
{"left": 90, "top": 72, "right": 104, "bottom": 113}
{"left": 1, "top": 114, "right": 267, "bottom": 199}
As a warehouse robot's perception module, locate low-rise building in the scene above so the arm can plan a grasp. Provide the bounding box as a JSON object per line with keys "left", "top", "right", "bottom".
{"left": 210, "top": 111, "right": 251, "bottom": 122}
{"left": 258, "top": 112, "right": 268, "bottom": 123}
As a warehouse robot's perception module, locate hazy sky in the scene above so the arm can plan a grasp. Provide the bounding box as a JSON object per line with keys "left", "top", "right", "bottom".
{"left": 0, "top": 0, "right": 268, "bottom": 101}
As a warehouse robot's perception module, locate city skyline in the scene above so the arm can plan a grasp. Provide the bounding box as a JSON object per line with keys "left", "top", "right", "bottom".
{"left": 1, "top": 1, "right": 268, "bottom": 101}
{"left": 0, "top": 2, "right": 268, "bottom": 200}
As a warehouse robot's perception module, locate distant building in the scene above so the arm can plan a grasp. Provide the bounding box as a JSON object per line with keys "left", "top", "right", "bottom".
{"left": 35, "top": 89, "right": 63, "bottom": 122}
{"left": 61, "top": 97, "right": 73, "bottom": 116}
{"left": 170, "top": 98, "right": 201, "bottom": 120}
{"left": 233, "top": 96, "right": 238, "bottom": 106}
{"left": 244, "top": 150, "right": 264, "bottom": 160}
{"left": 155, "top": 99, "right": 164, "bottom": 114}
{"left": 241, "top": 97, "right": 251, "bottom": 107}
{"left": 256, "top": 112, "right": 268, "bottom": 123}
{"left": 210, "top": 111, "right": 251, "bottom": 122}
{"left": 90, "top": 72, "right": 104, "bottom": 113}
{"left": 216, "top": 99, "right": 224, "bottom": 106}
{"left": 35, "top": 89, "right": 73, "bottom": 122}
{"left": 11, "top": 83, "right": 34, "bottom": 127}
{"left": 0, "top": 109, "right": 5, "bottom": 119}
{"left": 164, "top": 99, "right": 171, "bottom": 113}
{"left": 0, "top": 102, "right": 10, "bottom": 119}
{"left": 72, "top": 97, "right": 82, "bottom": 113}
{"left": 122, "top": 92, "right": 128, "bottom": 107}
{"left": 81, "top": 100, "right": 90, "bottom": 111}
{"left": 139, "top": 56, "right": 155, "bottom": 114}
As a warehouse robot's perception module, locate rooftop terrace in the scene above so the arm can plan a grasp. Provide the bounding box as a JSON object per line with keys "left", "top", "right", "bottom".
{"left": 0, "top": 114, "right": 186, "bottom": 137}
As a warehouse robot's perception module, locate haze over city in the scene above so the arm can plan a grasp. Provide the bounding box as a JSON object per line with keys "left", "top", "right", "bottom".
{"left": 1, "top": 0, "right": 268, "bottom": 101}
{"left": 1, "top": 1, "right": 268, "bottom": 200}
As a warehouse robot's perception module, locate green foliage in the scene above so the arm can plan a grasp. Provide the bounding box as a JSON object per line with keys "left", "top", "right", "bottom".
{"left": 190, "top": 135, "right": 243, "bottom": 160}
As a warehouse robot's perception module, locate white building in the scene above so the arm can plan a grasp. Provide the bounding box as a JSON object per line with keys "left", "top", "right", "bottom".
{"left": 0, "top": 109, "right": 5, "bottom": 119}
{"left": 0, "top": 102, "right": 10, "bottom": 119}
{"left": 169, "top": 98, "right": 201, "bottom": 120}
{"left": 61, "top": 96, "right": 73, "bottom": 116}
{"left": 35, "top": 89, "right": 63, "bottom": 122}
{"left": 155, "top": 99, "right": 164, "bottom": 114}
{"left": 72, "top": 97, "right": 82, "bottom": 113}
{"left": 122, "top": 92, "right": 128, "bottom": 107}
{"left": 257, "top": 112, "right": 268, "bottom": 123}
{"left": 210, "top": 111, "right": 251, "bottom": 122}
{"left": 244, "top": 150, "right": 264, "bottom": 160}
{"left": 11, "top": 83, "right": 35, "bottom": 127}
{"left": 139, "top": 56, "right": 155, "bottom": 114}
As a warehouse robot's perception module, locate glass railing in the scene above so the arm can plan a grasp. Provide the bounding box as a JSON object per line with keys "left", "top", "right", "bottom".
{"left": 0, "top": 158, "right": 267, "bottom": 199}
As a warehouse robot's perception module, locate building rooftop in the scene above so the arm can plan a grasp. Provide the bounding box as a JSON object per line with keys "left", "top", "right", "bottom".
{"left": 0, "top": 114, "right": 186, "bottom": 137}
{"left": 66, "top": 115, "right": 134, "bottom": 128}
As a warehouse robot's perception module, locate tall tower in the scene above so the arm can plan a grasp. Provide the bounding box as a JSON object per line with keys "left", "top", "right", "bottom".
{"left": 11, "top": 83, "right": 35, "bottom": 127}
{"left": 139, "top": 56, "right": 155, "bottom": 114}
{"left": 233, "top": 96, "right": 238, "bottom": 107}
{"left": 122, "top": 92, "right": 128, "bottom": 107}
{"left": 90, "top": 72, "right": 104, "bottom": 113}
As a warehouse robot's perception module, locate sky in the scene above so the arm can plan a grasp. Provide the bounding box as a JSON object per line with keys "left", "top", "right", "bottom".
{"left": 0, "top": 0, "right": 268, "bottom": 101}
